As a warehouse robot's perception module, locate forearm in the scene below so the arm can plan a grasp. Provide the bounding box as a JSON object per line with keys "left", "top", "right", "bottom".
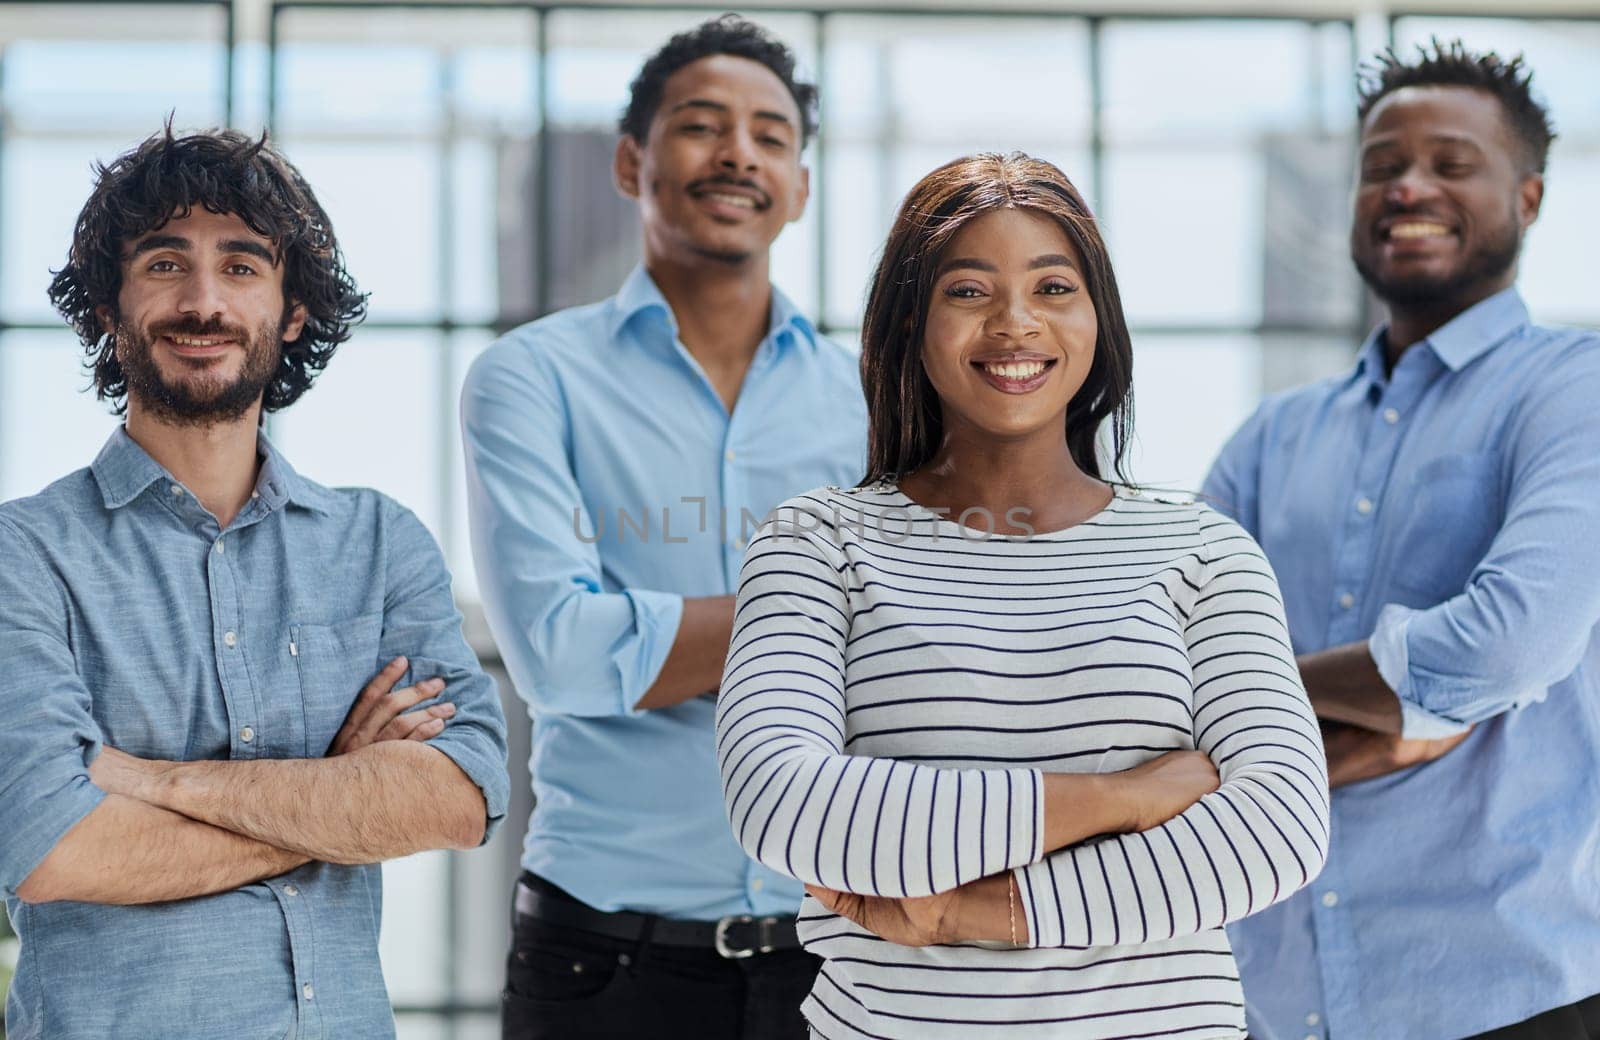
{"left": 634, "top": 594, "right": 736, "bottom": 710}
{"left": 1297, "top": 641, "right": 1403, "bottom": 734}
{"left": 1040, "top": 773, "right": 1133, "bottom": 851}
{"left": 140, "top": 742, "right": 487, "bottom": 864}
{"left": 1321, "top": 720, "right": 1474, "bottom": 788}
{"left": 17, "top": 793, "right": 307, "bottom": 905}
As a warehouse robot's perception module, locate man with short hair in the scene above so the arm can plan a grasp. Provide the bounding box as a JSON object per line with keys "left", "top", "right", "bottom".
{"left": 462, "top": 14, "right": 865, "bottom": 1039}
{"left": 0, "top": 127, "right": 509, "bottom": 1040}
{"left": 1205, "top": 42, "right": 1600, "bottom": 1040}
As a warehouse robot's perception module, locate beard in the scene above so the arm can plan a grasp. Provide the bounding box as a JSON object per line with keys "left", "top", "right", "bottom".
{"left": 1352, "top": 206, "right": 1522, "bottom": 310}
{"left": 116, "top": 312, "right": 285, "bottom": 427}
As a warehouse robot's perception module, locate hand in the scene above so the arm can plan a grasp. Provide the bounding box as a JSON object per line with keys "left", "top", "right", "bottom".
{"left": 1321, "top": 720, "right": 1473, "bottom": 788}
{"left": 89, "top": 745, "right": 168, "bottom": 801}
{"left": 1111, "top": 749, "right": 1220, "bottom": 832}
{"left": 327, "top": 657, "right": 455, "bottom": 756}
{"left": 805, "top": 884, "right": 960, "bottom": 947}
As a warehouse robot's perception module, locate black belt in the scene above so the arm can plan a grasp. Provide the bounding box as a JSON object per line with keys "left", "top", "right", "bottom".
{"left": 514, "top": 878, "right": 802, "bottom": 960}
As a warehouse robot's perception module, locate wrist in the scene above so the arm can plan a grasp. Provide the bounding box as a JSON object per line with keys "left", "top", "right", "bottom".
{"left": 947, "top": 873, "right": 1018, "bottom": 944}
{"left": 1087, "top": 773, "right": 1137, "bottom": 834}
{"left": 139, "top": 758, "right": 187, "bottom": 811}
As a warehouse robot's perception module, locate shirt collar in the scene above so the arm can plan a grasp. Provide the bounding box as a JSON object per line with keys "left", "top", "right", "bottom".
{"left": 1353, "top": 286, "right": 1530, "bottom": 386}
{"left": 91, "top": 426, "right": 336, "bottom": 515}
{"left": 605, "top": 263, "right": 817, "bottom": 353}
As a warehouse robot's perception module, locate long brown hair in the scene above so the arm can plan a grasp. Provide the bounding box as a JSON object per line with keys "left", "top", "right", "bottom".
{"left": 858, "top": 152, "right": 1133, "bottom": 486}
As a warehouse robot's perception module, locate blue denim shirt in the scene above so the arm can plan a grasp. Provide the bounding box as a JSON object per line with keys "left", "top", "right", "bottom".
{"left": 1203, "top": 288, "right": 1600, "bottom": 1040}
{"left": 0, "top": 428, "right": 509, "bottom": 1040}
{"left": 462, "top": 265, "right": 867, "bottom": 919}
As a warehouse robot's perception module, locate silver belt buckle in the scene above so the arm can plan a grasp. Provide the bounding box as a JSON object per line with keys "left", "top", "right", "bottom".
{"left": 715, "top": 914, "right": 778, "bottom": 959}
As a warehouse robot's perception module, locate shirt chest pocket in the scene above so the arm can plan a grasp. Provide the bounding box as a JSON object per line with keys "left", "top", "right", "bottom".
{"left": 1388, "top": 452, "right": 1502, "bottom": 604}
{"left": 291, "top": 611, "right": 385, "bottom": 757}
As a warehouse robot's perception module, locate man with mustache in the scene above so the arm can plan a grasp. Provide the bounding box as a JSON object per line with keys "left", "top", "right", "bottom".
{"left": 1205, "top": 42, "right": 1600, "bottom": 1040}
{"left": 0, "top": 127, "right": 510, "bottom": 1039}
{"left": 461, "top": 15, "right": 864, "bottom": 1040}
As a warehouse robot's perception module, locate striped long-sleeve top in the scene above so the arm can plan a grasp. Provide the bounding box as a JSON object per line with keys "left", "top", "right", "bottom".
{"left": 716, "top": 484, "right": 1330, "bottom": 1040}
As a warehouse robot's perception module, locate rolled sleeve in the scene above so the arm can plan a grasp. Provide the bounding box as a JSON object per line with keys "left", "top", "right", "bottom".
{"left": 1369, "top": 604, "right": 1474, "bottom": 739}
{"left": 612, "top": 588, "right": 684, "bottom": 716}
{"left": 0, "top": 518, "right": 110, "bottom": 895}
{"left": 380, "top": 503, "right": 510, "bottom": 843}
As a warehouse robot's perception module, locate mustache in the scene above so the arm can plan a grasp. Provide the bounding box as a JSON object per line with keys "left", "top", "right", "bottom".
{"left": 145, "top": 317, "right": 250, "bottom": 341}
{"left": 687, "top": 175, "right": 771, "bottom": 209}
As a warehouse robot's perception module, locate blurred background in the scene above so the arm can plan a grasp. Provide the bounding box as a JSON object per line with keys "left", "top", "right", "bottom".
{"left": 1, "top": 0, "right": 1597, "bottom": 1035}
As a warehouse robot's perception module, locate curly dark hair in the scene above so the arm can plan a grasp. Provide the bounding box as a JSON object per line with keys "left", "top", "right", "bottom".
{"left": 859, "top": 153, "right": 1133, "bottom": 487}
{"left": 1358, "top": 38, "right": 1557, "bottom": 174}
{"left": 48, "top": 123, "right": 367, "bottom": 414}
{"left": 619, "top": 13, "right": 818, "bottom": 146}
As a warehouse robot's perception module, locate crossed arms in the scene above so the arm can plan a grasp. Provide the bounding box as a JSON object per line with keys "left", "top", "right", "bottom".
{"left": 17, "top": 662, "right": 485, "bottom": 905}
{"left": 2, "top": 506, "right": 509, "bottom": 907}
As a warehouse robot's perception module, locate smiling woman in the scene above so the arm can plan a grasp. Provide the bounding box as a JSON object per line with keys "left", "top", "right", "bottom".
{"left": 716, "top": 153, "right": 1330, "bottom": 1040}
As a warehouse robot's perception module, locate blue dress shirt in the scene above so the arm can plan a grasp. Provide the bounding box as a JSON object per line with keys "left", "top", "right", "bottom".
{"left": 461, "top": 264, "right": 867, "bottom": 920}
{"left": 0, "top": 429, "right": 509, "bottom": 1040}
{"left": 1203, "top": 288, "right": 1600, "bottom": 1040}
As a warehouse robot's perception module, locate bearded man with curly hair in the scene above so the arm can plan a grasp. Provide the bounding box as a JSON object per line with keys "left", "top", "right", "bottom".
{"left": 0, "top": 126, "right": 509, "bottom": 1040}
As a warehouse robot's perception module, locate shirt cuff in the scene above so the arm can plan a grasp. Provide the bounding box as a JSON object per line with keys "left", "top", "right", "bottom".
{"left": 1369, "top": 604, "right": 1472, "bottom": 739}
{"left": 613, "top": 588, "right": 685, "bottom": 715}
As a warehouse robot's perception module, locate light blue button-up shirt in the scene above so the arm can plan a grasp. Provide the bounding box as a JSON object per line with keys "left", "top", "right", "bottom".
{"left": 1203, "top": 288, "right": 1600, "bottom": 1040}
{"left": 462, "top": 264, "right": 867, "bottom": 919}
{"left": 0, "top": 429, "right": 509, "bottom": 1040}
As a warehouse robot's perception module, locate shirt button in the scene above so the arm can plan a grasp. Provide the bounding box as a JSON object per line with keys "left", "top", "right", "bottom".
{"left": 1322, "top": 891, "right": 1339, "bottom": 908}
{"left": 1305, "top": 1034, "right": 1319, "bottom": 1040}
{"left": 1355, "top": 497, "right": 1373, "bottom": 515}
{"left": 1308, "top": 1013, "right": 1321, "bottom": 1026}
{"left": 170, "top": 484, "right": 183, "bottom": 497}
{"left": 1338, "top": 593, "right": 1354, "bottom": 610}
{"left": 284, "top": 884, "right": 299, "bottom": 896}
{"left": 302, "top": 983, "right": 314, "bottom": 1000}
{"left": 725, "top": 449, "right": 736, "bottom": 462}
{"left": 1383, "top": 408, "right": 1400, "bottom": 424}
{"left": 751, "top": 878, "right": 764, "bottom": 892}
{"left": 239, "top": 726, "right": 255, "bottom": 743}
{"left": 734, "top": 537, "right": 747, "bottom": 550}
{"left": 213, "top": 539, "right": 225, "bottom": 555}
{"left": 224, "top": 631, "right": 237, "bottom": 648}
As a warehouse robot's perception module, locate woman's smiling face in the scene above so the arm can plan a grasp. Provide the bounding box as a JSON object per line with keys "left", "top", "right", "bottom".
{"left": 919, "top": 206, "right": 1098, "bottom": 447}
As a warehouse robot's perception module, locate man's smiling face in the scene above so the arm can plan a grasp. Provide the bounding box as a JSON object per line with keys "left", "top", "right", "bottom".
{"left": 616, "top": 53, "right": 810, "bottom": 267}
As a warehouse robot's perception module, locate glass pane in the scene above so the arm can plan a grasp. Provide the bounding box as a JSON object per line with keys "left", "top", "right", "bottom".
{"left": 1101, "top": 20, "right": 1328, "bottom": 143}
{"left": 279, "top": 142, "right": 442, "bottom": 321}
{"left": 379, "top": 849, "right": 449, "bottom": 1005}
{"left": 1520, "top": 153, "right": 1600, "bottom": 324}
{"left": 1127, "top": 334, "right": 1264, "bottom": 493}
{"left": 2, "top": 6, "right": 226, "bottom": 132}
{"left": 269, "top": 332, "right": 444, "bottom": 537}
{"left": 1103, "top": 149, "right": 1263, "bottom": 326}
{"left": 274, "top": 10, "right": 537, "bottom": 135}
{"left": 0, "top": 332, "right": 120, "bottom": 503}
{"left": 1, "top": 138, "right": 121, "bottom": 322}
{"left": 449, "top": 331, "right": 497, "bottom": 607}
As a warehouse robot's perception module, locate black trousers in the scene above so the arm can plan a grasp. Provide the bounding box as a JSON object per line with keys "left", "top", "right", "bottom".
{"left": 1466, "top": 993, "right": 1600, "bottom": 1040}
{"left": 501, "top": 877, "right": 821, "bottom": 1040}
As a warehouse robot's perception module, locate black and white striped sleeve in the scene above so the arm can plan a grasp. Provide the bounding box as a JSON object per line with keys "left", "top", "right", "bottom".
{"left": 717, "top": 497, "right": 1044, "bottom": 898}
{"left": 1014, "top": 512, "right": 1330, "bottom": 948}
